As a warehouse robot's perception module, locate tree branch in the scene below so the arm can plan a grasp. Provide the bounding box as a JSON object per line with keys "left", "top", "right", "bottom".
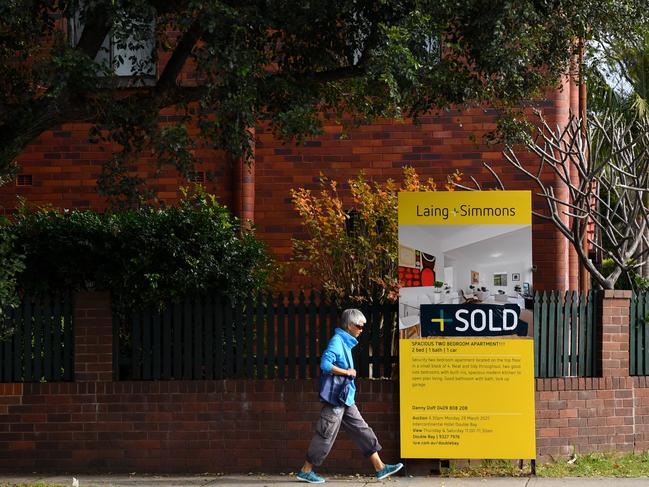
{"left": 156, "top": 19, "right": 204, "bottom": 93}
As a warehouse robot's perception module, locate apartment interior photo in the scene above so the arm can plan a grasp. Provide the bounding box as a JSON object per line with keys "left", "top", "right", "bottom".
{"left": 398, "top": 224, "right": 534, "bottom": 338}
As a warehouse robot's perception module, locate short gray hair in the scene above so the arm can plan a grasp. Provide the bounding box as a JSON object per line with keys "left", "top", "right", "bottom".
{"left": 341, "top": 308, "right": 366, "bottom": 331}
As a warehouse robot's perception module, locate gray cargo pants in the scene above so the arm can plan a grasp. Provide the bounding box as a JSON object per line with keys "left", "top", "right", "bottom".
{"left": 306, "top": 403, "right": 382, "bottom": 466}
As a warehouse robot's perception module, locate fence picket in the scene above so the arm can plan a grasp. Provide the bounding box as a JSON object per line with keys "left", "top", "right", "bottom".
{"left": 245, "top": 299, "right": 255, "bottom": 379}
{"left": 570, "top": 291, "right": 579, "bottom": 376}
{"left": 194, "top": 298, "right": 203, "bottom": 379}
{"left": 308, "top": 291, "right": 317, "bottom": 379}
{"left": 33, "top": 298, "right": 44, "bottom": 381}
{"left": 3, "top": 307, "right": 13, "bottom": 381}
{"left": 287, "top": 292, "right": 296, "bottom": 379}
{"left": 142, "top": 308, "right": 152, "bottom": 380}
{"left": 357, "top": 305, "right": 370, "bottom": 377}
{"left": 630, "top": 292, "right": 649, "bottom": 377}
{"left": 162, "top": 305, "right": 172, "bottom": 380}
{"left": 277, "top": 293, "right": 286, "bottom": 379}
{"left": 548, "top": 292, "right": 556, "bottom": 377}
{"left": 132, "top": 311, "right": 142, "bottom": 380}
{"left": 383, "top": 303, "right": 393, "bottom": 378}
{"left": 214, "top": 297, "right": 224, "bottom": 380}
{"left": 318, "top": 291, "right": 328, "bottom": 370}
{"left": 204, "top": 297, "right": 214, "bottom": 380}
{"left": 11, "top": 303, "right": 22, "bottom": 382}
{"left": 183, "top": 299, "right": 192, "bottom": 380}
{"left": 0, "top": 316, "right": 3, "bottom": 380}
{"left": 644, "top": 293, "right": 649, "bottom": 376}
{"left": 152, "top": 310, "right": 161, "bottom": 380}
{"left": 224, "top": 299, "right": 234, "bottom": 377}
{"left": 297, "top": 292, "right": 306, "bottom": 379}
{"left": 630, "top": 294, "right": 637, "bottom": 375}
{"left": 539, "top": 292, "right": 548, "bottom": 377}
{"left": 62, "top": 294, "right": 73, "bottom": 381}
{"left": 255, "top": 293, "right": 266, "bottom": 379}
{"left": 23, "top": 300, "right": 32, "bottom": 381}
{"left": 578, "top": 292, "right": 587, "bottom": 376}
{"left": 329, "top": 302, "right": 337, "bottom": 337}
{"left": 533, "top": 293, "right": 540, "bottom": 377}
{"left": 173, "top": 301, "right": 183, "bottom": 379}
{"left": 585, "top": 291, "right": 594, "bottom": 377}
{"left": 266, "top": 293, "right": 275, "bottom": 379}
{"left": 554, "top": 291, "right": 564, "bottom": 376}
{"left": 562, "top": 291, "right": 571, "bottom": 376}
{"left": 636, "top": 293, "right": 647, "bottom": 375}
{"left": 370, "top": 304, "right": 381, "bottom": 378}
{"left": 43, "top": 296, "right": 54, "bottom": 382}
{"left": 235, "top": 302, "right": 245, "bottom": 378}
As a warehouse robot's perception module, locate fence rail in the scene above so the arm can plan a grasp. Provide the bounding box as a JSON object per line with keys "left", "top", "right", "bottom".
{"left": 534, "top": 290, "right": 601, "bottom": 378}
{"left": 0, "top": 294, "right": 73, "bottom": 382}
{"left": 116, "top": 292, "right": 399, "bottom": 381}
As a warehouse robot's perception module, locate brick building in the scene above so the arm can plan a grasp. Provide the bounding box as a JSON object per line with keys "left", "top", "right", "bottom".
{"left": 0, "top": 71, "right": 582, "bottom": 293}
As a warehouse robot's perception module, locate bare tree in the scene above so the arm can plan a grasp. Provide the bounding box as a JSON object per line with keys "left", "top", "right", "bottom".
{"left": 458, "top": 112, "right": 649, "bottom": 290}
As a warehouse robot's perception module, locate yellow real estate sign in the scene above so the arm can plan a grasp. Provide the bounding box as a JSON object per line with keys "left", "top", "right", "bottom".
{"left": 399, "top": 338, "right": 535, "bottom": 459}
{"left": 398, "top": 190, "right": 535, "bottom": 459}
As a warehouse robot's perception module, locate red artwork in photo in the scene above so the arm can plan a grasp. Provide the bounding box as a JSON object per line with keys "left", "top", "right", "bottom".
{"left": 399, "top": 266, "right": 421, "bottom": 287}
{"left": 420, "top": 252, "right": 436, "bottom": 286}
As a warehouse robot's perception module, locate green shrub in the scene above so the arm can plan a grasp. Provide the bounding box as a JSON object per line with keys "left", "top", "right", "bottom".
{"left": 7, "top": 187, "right": 272, "bottom": 314}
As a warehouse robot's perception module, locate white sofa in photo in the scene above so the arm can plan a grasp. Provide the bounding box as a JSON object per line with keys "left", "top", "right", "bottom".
{"left": 400, "top": 286, "right": 458, "bottom": 314}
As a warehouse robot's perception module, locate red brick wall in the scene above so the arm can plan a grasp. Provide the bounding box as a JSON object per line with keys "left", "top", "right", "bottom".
{"left": 3, "top": 376, "right": 649, "bottom": 473}
{"left": 0, "top": 379, "right": 400, "bottom": 474}
{"left": 536, "top": 377, "right": 637, "bottom": 457}
{"left": 0, "top": 115, "right": 231, "bottom": 212}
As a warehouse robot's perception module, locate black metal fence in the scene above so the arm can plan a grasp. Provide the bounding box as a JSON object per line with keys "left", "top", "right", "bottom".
{"left": 116, "top": 291, "right": 399, "bottom": 381}
{"left": 534, "top": 291, "right": 601, "bottom": 378}
{"left": 0, "top": 290, "right": 610, "bottom": 382}
{"left": 0, "top": 294, "right": 74, "bottom": 382}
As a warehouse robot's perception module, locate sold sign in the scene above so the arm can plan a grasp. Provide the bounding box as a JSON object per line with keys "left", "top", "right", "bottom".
{"left": 420, "top": 304, "right": 528, "bottom": 337}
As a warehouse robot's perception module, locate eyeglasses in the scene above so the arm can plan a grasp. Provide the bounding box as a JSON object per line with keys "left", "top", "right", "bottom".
{"left": 353, "top": 323, "right": 365, "bottom": 330}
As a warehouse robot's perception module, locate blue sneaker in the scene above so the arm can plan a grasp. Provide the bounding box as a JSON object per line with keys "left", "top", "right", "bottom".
{"left": 297, "top": 470, "right": 325, "bottom": 483}
{"left": 376, "top": 462, "right": 403, "bottom": 480}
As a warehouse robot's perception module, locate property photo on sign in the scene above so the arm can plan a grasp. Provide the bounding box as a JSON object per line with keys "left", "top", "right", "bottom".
{"left": 398, "top": 191, "right": 536, "bottom": 461}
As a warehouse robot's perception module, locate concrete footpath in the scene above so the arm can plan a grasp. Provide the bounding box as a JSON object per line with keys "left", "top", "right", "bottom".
{"left": 0, "top": 475, "right": 647, "bottom": 486}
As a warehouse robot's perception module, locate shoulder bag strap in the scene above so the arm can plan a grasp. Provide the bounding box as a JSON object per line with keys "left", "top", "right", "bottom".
{"left": 341, "top": 345, "right": 353, "bottom": 374}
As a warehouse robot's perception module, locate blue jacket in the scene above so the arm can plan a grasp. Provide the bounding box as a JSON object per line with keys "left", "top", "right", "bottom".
{"left": 320, "top": 327, "right": 357, "bottom": 406}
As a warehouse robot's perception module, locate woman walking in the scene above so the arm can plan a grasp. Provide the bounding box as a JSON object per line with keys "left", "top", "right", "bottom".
{"left": 297, "top": 309, "right": 403, "bottom": 483}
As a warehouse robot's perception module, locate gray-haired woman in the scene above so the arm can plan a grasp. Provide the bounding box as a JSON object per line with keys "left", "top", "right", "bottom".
{"left": 297, "top": 309, "right": 403, "bottom": 483}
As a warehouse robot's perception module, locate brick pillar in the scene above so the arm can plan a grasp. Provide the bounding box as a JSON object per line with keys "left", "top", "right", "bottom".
{"left": 567, "top": 68, "right": 581, "bottom": 292}
{"left": 73, "top": 291, "right": 113, "bottom": 382}
{"left": 231, "top": 126, "right": 256, "bottom": 225}
{"left": 232, "top": 157, "right": 255, "bottom": 223}
{"left": 601, "top": 290, "right": 632, "bottom": 377}
{"left": 533, "top": 80, "right": 571, "bottom": 292}
{"left": 599, "top": 290, "right": 635, "bottom": 452}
